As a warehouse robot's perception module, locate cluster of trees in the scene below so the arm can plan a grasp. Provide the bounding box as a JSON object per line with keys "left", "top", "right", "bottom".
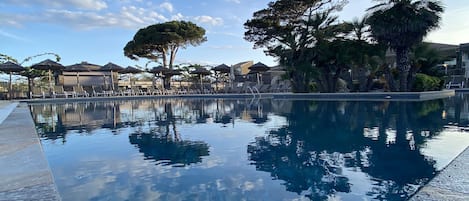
{"left": 244, "top": 0, "right": 444, "bottom": 92}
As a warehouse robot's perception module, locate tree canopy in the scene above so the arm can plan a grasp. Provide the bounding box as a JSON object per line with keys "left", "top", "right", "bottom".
{"left": 244, "top": 0, "right": 374, "bottom": 93}
{"left": 367, "top": 0, "right": 443, "bottom": 91}
{"left": 124, "top": 20, "right": 207, "bottom": 88}
{"left": 124, "top": 20, "right": 207, "bottom": 69}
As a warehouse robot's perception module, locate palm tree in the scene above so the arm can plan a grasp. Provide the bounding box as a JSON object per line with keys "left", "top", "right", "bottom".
{"left": 366, "top": 0, "right": 443, "bottom": 91}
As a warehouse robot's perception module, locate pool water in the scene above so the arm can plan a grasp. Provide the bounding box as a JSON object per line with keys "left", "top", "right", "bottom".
{"left": 30, "top": 96, "right": 469, "bottom": 201}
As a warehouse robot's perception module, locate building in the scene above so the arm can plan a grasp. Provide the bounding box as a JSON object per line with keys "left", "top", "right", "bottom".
{"left": 458, "top": 43, "right": 469, "bottom": 75}
{"left": 58, "top": 62, "right": 119, "bottom": 90}
{"left": 232, "top": 61, "right": 253, "bottom": 75}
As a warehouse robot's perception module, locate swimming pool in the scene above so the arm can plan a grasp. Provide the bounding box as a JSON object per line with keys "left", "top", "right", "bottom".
{"left": 30, "top": 96, "right": 469, "bottom": 200}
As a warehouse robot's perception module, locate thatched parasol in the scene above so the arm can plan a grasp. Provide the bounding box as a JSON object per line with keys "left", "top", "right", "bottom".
{"left": 148, "top": 66, "right": 169, "bottom": 89}
{"left": 65, "top": 62, "right": 102, "bottom": 86}
{"left": 31, "top": 59, "right": 64, "bottom": 91}
{"left": 102, "top": 62, "right": 124, "bottom": 90}
{"left": 248, "top": 62, "right": 270, "bottom": 85}
{"left": 190, "top": 67, "right": 211, "bottom": 91}
{"left": 148, "top": 66, "right": 170, "bottom": 75}
{"left": 212, "top": 64, "right": 231, "bottom": 73}
{"left": 212, "top": 64, "right": 231, "bottom": 91}
{"left": 122, "top": 66, "right": 143, "bottom": 87}
{"left": 0, "top": 61, "right": 25, "bottom": 99}
{"left": 65, "top": 62, "right": 101, "bottom": 72}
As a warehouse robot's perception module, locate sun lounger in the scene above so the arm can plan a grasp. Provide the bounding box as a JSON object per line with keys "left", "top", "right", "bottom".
{"left": 30, "top": 87, "right": 45, "bottom": 99}
{"left": 53, "top": 86, "right": 73, "bottom": 98}
{"left": 130, "top": 86, "right": 145, "bottom": 96}
{"left": 73, "top": 85, "right": 89, "bottom": 97}
{"left": 92, "top": 86, "right": 110, "bottom": 96}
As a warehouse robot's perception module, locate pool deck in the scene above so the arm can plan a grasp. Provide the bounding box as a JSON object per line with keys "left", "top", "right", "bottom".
{"left": 0, "top": 101, "right": 61, "bottom": 201}
{"left": 0, "top": 90, "right": 465, "bottom": 200}
{"left": 410, "top": 146, "right": 469, "bottom": 201}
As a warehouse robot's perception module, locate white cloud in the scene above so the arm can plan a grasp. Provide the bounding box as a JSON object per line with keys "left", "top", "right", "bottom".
{"left": 34, "top": 7, "right": 167, "bottom": 29}
{"left": 0, "top": 1, "right": 223, "bottom": 30}
{"left": 209, "top": 31, "right": 242, "bottom": 38}
{"left": 0, "top": 14, "right": 24, "bottom": 27}
{"left": 225, "top": 0, "right": 241, "bottom": 4}
{"left": 193, "top": 16, "right": 223, "bottom": 26}
{"left": 159, "top": 2, "right": 174, "bottom": 13}
{"left": 0, "top": 29, "right": 29, "bottom": 42}
{"left": 69, "top": 0, "right": 107, "bottom": 10}
{"left": 171, "top": 13, "right": 184, "bottom": 21}
{"left": 1, "top": 0, "right": 107, "bottom": 10}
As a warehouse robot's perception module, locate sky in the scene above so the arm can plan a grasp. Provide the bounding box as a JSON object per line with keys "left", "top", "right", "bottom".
{"left": 1, "top": 0, "right": 468, "bottom": 69}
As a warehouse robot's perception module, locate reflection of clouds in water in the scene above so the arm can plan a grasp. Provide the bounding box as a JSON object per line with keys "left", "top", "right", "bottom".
{"left": 197, "top": 156, "right": 225, "bottom": 169}
{"left": 57, "top": 154, "right": 298, "bottom": 200}
{"left": 55, "top": 155, "right": 279, "bottom": 200}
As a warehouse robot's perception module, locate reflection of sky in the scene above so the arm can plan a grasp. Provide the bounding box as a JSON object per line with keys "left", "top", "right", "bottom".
{"left": 35, "top": 99, "right": 469, "bottom": 200}
{"left": 43, "top": 120, "right": 303, "bottom": 200}
{"left": 420, "top": 129, "right": 469, "bottom": 170}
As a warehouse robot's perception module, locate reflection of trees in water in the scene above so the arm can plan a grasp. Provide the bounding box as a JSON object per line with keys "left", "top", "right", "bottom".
{"left": 129, "top": 131, "right": 209, "bottom": 166}
{"left": 442, "top": 93, "right": 469, "bottom": 126}
{"left": 247, "top": 100, "right": 445, "bottom": 200}
{"left": 31, "top": 101, "right": 122, "bottom": 143}
{"left": 31, "top": 98, "right": 278, "bottom": 144}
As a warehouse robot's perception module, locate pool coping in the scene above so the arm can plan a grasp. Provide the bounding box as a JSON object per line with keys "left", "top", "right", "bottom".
{"left": 410, "top": 146, "right": 469, "bottom": 201}
{"left": 20, "top": 90, "right": 456, "bottom": 104}
{"left": 0, "top": 102, "right": 61, "bottom": 200}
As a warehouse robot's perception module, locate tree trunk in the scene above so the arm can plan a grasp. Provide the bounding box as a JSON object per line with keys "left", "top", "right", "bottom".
{"left": 162, "top": 49, "right": 168, "bottom": 68}
{"left": 357, "top": 67, "right": 368, "bottom": 92}
{"left": 28, "top": 77, "right": 33, "bottom": 99}
{"left": 395, "top": 47, "right": 411, "bottom": 92}
{"left": 383, "top": 65, "right": 396, "bottom": 92}
{"left": 290, "top": 71, "right": 308, "bottom": 93}
{"left": 163, "top": 76, "right": 171, "bottom": 89}
{"left": 407, "top": 64, "right": 419, "bottom": 91}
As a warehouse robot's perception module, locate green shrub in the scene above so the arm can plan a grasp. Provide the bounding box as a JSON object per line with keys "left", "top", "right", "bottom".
{"left": 412, "top": 73, "right": 442, "bottom": 92}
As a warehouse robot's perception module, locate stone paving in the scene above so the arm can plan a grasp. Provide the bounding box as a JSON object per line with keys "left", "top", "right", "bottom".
{"left": 0, "top": 102, "right": 61, "bottom": 201}
{"left": 410, "top": 147, "right": 469, "bottom": 201}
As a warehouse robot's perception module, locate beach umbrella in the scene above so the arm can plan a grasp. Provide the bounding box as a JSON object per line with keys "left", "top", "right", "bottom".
{"left": 102, "top": 62, "right": 124, "bottom": 90}
{"left": 212, "top": 64, "right": 231, "bottom": 73}
{"left": 0, "top": 61, "right": 25, "bottom": 99}
{"left": 148, "top": 66, "right": 170, "bottom": 75}
{"left": 248, "top": 62, "right": 270, "bottom": 85}
{"left": 212, "top": 64, "right": 231, "bottom": 91}
{"left": 190, "top": 67, "right": 211, "bottom": 91}
{"left": 65, "top": 62, "right": 102, "bottom": 86}
{"left": 148, "top": 66, "right": 169, "bottom": 88}
{"left": 122, "top": 66, "right": 143, "bottom": 87}
{"left": 163, "top": 69, "right": 183, "bottom": 88}
{"left": 31, "top": 59, "right": 64, "bottom": 91}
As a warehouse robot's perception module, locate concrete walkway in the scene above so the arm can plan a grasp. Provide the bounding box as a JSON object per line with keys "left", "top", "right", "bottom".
{"left": 410, "top": 146, "right": 469, "bottom": 201}
{"left": 0, "top": 102, "right": 61, "bottom": 200}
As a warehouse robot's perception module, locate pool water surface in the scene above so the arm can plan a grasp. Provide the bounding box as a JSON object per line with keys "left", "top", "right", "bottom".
{"left": 31, "top": 96, "right": 469, "bottom": 200}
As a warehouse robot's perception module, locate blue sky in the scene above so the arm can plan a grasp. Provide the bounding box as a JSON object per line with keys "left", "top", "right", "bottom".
{"left": 1, "top": 0, "right": 468, "bottom": 69}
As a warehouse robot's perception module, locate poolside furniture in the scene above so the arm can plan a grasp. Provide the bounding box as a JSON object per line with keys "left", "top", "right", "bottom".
{"left": 146, "top": 87, "right": 162, "bottom": 95}
{"left": 277, "top": 83, "right": 292, "bottom": 93}
{"left": 52, "top": 86, "right": 73, "bottom": 98}
{"left": 446, "top": 76, "right": 465, "bottom": 89}
{"left": 30, "top": 87, "right": 45, "bottom": 99}
{"left": 92, "top": 86, "right": 110, "bottom": 97}
{"left": 130, "top": 86, "right": 145, "bottom": 96}
{"left": 73, "top": 86, "right": 89, "bottom": 97}
{"left": 118, "top": 88, "right": 133, "bottom": 96}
